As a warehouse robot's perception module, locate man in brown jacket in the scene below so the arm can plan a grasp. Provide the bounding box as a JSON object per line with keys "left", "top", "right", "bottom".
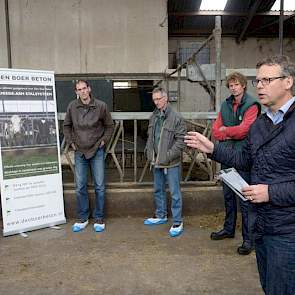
{"left": 63, "top": 80, "right": 113, "bottom": 233}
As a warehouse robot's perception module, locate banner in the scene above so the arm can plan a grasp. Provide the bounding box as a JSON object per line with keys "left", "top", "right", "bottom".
{"left": 0, "top": 68, "right": 66, "bottom": 236}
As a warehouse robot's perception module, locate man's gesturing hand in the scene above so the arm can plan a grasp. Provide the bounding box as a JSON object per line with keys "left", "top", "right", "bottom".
{"left": 184, "top": 131, "right": 214, "bottom": 154}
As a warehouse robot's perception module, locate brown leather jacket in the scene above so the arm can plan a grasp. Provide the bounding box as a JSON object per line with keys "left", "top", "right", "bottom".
{"left": 63, "top": 97, "right": 114, "bottom": 159}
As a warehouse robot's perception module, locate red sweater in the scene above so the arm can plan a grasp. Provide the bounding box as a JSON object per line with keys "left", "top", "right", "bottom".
{"left": 212, "top": 102, "right": 259, "bottom": 141}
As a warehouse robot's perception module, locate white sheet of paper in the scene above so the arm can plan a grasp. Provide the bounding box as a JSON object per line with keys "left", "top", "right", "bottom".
{"left": 219, "top": 168, "right": 249, "bottom": 201}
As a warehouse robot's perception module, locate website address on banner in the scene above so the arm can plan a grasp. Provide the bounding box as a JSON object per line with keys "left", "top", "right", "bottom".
{"left": 7, "top": 212, "right": 63, "bottom": 227}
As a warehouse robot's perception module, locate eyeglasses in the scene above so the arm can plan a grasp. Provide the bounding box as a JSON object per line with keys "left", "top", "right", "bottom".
{"left": 252, "top": 76, "right": 286, "bottom": 87}
{"left": 153, "top": 96, "right": 164, "bottom": 102}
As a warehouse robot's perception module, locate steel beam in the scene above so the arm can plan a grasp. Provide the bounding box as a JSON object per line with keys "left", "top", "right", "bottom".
{"left": 279, "top": 0, "right": 284, "bottom": 54}
{"left": 4, "top": 0, "right": 12, "bottom": 68}
{"left": 214, "top": 16, "right": 222, "bottom": 112}
{"left": 58, "top": 112, "right": 218, "bottom": 121}
{"left": 237, "top": 0, "right": 263, "bottom": 43}
{"left": 169, "top": 11, "right": 294, "bottom": 16}
{"left": 249, "top": 13, "right": 295, "bottom": 34}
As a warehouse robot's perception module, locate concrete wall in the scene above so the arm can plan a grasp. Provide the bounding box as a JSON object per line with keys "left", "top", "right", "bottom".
{"left": 63, "top": 186, "right": 224, "bottom": 218}
{"left": 167, "top": 79, "right": 212, "bottom": 112}
{"left": 213, "top": 37, "right": 295, "bottom": 67}
{"left": 167, "top": 78, "right": 258, "bottom": 113}
{"left": 168, "top": 37, "right": 295, "bottom": 112}
{"left": 3, "top": 0, "right": 168, "bottom": 74}
{"left": 0, "top": 0, "right": 8, "bottom": 67}
{"left": 2, "top": 0, "right": 295, "bottom": 111}
{"left": 169, "top": 37, "right": 295, "bottom": 67}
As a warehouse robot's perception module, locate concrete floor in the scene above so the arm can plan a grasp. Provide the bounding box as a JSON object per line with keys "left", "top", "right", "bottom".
{"left": 0, "top": 216, "right": 263, "bottom": 295}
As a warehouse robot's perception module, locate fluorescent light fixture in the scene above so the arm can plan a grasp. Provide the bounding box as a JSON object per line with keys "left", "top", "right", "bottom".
{"left": 113, "top": 81, "right": 137, "bottom": 89}
{"left": 200, "top": 0, "right": 228, "bottom": 10}
{"left": 271, "top": 0, "right": 295, "bottom": 11}
{"left": 113, "top": 81, "right": 130, "bottom": 89}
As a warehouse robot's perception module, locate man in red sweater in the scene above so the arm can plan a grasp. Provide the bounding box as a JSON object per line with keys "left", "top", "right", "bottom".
{"left": 211, "top": 72, "right": 260, "bottom": 255}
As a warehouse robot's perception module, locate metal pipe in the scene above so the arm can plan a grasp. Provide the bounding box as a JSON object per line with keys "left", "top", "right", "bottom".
{"left": 214, "top": 16, "right": 222, "bottom": 112}
{"left": 154, "top": 34, "right": 214, "bottom": 89}
{"left": 169, "top": 11, "right": 293, "bottom": 16}
{"left": 177, "top": 66, "right": 181, "bottom": 112}
{"left": 279, "top": 0, "right": 284, "bottom": 54}
{"left": 237, "top": 0, "right": 262, "bottom": 43}
{"left": 4, "top": 0, "right": 12, "bottom": 68}
{"left": 249, "top": 13, "right": 295, "bottom": 35}
{"left": 121, "top": 120, "right": 125, "bottom": 182}
{"left": 166, "top": 78, "right": 169, "bottom": 96}
{"left": 58, "top": 111, "right": 218, "bottom": 121}
{"left": 170, "top": 33, "right": 213, "bottom": 77}
{"left": 133, "top": 119, "right": 137, "bottom": 182}
{"left": 194, "top": 62, "right": 215, "bottom": 102}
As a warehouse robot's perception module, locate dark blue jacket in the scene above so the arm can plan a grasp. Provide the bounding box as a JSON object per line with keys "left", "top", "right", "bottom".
{"left": 211, "top": 101, "right": 295, "bottom": 236}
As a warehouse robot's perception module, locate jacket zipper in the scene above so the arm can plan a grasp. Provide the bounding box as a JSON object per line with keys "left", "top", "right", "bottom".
{"left": 155, "top": 118, "right": 166, "bottom": 165}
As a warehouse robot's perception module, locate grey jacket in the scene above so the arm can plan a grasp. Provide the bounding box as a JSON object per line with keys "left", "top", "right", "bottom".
{"left": 146, "top": 104, "right": 186, "bottom": 168}
{"left": 63, "top": 97, "right": 114, "bottom": 159}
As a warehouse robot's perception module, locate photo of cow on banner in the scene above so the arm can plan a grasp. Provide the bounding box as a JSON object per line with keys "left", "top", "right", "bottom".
{"left": 1, "top": 115, "right": 57, "bottom": 148}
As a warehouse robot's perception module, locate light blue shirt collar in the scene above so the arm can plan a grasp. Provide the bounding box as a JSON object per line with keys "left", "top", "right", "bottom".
{"left": 266, "top": 96, "right": 295, "bottom": 125}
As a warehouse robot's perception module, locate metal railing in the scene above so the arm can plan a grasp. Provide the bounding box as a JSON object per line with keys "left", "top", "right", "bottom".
{"left": 59, "top": 111, "right": 217, "bottom": 184}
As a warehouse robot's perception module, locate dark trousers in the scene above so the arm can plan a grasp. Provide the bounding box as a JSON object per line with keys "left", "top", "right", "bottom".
{"left": 255, "top": 234, "right": 295, "bottom": 295}
{"left": 223, "top": 183, "right": 251, "bottom": 242}
{"left": 222, "top": 169, "right": 253, "bottom": 243}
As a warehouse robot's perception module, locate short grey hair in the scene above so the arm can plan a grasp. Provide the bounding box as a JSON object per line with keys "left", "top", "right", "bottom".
{"left": 152, "top": 87, "right": 168, "bottom": 98}
{"left": 256, "top": 55, "right": 295, "bottom": 94}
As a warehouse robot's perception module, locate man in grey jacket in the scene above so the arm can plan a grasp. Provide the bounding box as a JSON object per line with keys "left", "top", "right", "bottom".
{"left": 144, "top": 87, "right": 186, "bottom": 237}
{"left": 63, "top": 80, "right": 113, "bottom": 233}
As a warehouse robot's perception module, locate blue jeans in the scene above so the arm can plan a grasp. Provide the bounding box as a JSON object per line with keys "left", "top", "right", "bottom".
{"left": 74, "top": 148, "right": 105, "bottom": 221}
{"left": 153, "top": 166, "right": 182, "bottom": 224}
{"left": 255, "top": 234, "right": 295, "bottom": 295}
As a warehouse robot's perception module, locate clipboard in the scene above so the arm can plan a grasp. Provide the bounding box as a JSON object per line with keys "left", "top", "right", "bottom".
{"left": 219, "top": 168, "right": 249, "bottom": 201}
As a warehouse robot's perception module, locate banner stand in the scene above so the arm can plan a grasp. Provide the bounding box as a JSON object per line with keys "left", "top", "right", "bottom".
{"left": 0, "top": 68, "right": 66, "bottom": 236}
